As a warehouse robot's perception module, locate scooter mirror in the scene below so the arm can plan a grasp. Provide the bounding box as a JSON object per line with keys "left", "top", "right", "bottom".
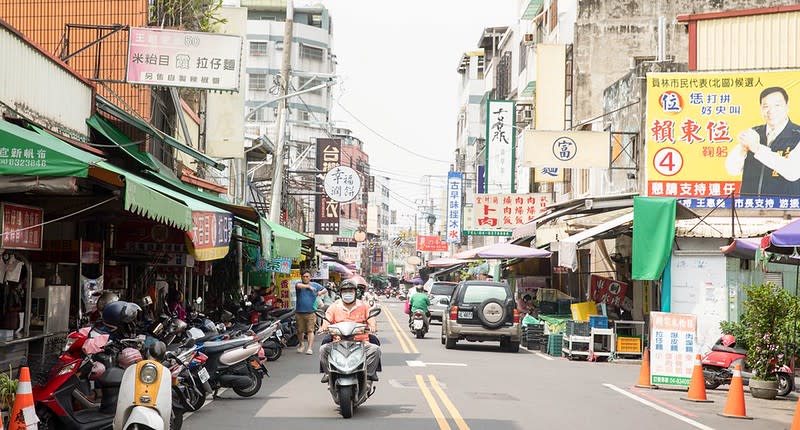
{"left": 149, "top": 341, "right": 167, "bottom": 361}
{"left": 368, "top": 307, "right": 382, "bottom": 319}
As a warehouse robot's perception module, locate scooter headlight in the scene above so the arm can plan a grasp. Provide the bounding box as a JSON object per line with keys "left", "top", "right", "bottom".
{"left": 139, "top": 363, "right": 159, "bottom": 384}
{"left": 330, "top": 348, "right": 364, "bottom": 372}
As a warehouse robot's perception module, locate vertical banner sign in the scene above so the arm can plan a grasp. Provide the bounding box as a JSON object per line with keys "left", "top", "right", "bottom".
{"left": 486, "top": 100, "right": 516, "bottom": 194}
{"left": 446, "top": 172, "right": 463, "bottom": 244}
{"left": 649, "top": 311, "right": 697, "bottom": 388}
{"left": 645, "top": 71, "right": 800, "bottom": 209}
{"left": 1, "top": 202, "right": 43, "bottom": 250}
{"left": 315, "top": 138, "right": 341, "bottom": 234}
{"left": 185, "top": 211, "right": 233, "bottom": 261}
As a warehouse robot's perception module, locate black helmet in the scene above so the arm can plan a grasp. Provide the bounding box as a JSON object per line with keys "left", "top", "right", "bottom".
{"left": 102, "top": 301, "right": 142, "bottom": 326}
{"left": 339, "top": 279, "right": 363, "bottom": 299}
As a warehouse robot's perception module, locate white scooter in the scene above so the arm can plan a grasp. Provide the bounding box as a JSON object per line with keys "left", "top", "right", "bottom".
{"left": 114, "top": 342, "right": 173, "bottom": 430}
{"left": 318, "top": 307, "right": 381, "bottom": 418}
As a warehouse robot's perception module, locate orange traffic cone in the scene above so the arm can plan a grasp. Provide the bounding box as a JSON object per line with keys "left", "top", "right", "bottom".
{"left": 718, "top": 364, "right": 752, "bottom": 420}
{"left": 635, "top": 347, "right": 653, "bottom": 388}
{"left": 790, "top": 396, "right": 800, "bottom": 430}
{"left": 681, "top": 354, "right": 713, "bottom": 403}
{"left": 9, "top": 367, "right": 38, "bottom": 430}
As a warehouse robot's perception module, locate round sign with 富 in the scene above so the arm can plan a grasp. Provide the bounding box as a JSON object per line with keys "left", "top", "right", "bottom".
{"left": 323, "top": 166, "right": 362, "bottom": 202}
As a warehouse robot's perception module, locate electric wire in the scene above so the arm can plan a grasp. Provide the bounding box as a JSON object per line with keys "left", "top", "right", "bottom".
{"left": 0, "top": 196, "right": 118, "bottom": 238}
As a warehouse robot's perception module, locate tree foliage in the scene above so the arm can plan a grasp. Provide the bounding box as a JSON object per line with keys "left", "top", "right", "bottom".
{"left": 150, "top": 0, "right": 227, "bottom": 32}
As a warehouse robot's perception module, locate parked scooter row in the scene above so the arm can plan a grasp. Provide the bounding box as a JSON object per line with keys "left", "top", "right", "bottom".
{"left": 702, "top": 335, "right": 795, "bottom": 397}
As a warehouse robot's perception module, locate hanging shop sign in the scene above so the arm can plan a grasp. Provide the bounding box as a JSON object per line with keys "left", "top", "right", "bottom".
{"left": 256, "top": 257, "right": 292, "bottom": 274}
{"left": 126, "top": 27, "right": 243, "bottom": 91}
{"left": 185, "top": 211, "right": 233, "bottom": 261}
{"left": 1, "top": 202, "right": 43, "bottom": 250}
{"left": 446, "top": 171, "right": 463, "bottom": 244}
{"left": 649, "top": 311, "right": 697, "bottom": 388}
{"left": 485, "top": 100, "right": 516, "bottom": 194}
{"left": 80, "top": 241, "right": 102, "bottom": 264}
{"left": 645, "top": 70, "right": 800, "bottom": 210}
{"left": 315, "top": 138, "right": 341, "bottom": 235}
{"left": 532, "top": 166, "right": 564, "bottom": 183}
{"left": 467, "top": 193, "right": 550, "bottom": 230}
{"left": 323, "top": 166, "right": 362, "bottom": 203}
{"left": 589, "top": 275, "right": 628, "bottom": 308}
{"left": 524, "top": 130, "right": 611, "bottom": 169}
{"left": 416, "top": 235, "right": 448, "bottom": 252}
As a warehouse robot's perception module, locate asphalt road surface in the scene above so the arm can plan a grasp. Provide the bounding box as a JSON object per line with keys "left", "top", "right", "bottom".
{"left": 184, "top": 299, "right": 796, "bottom": 430}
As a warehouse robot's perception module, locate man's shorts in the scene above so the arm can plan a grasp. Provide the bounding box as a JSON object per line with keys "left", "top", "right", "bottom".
{"left": 296, "top": 312, "right": 316, "bottom": 334}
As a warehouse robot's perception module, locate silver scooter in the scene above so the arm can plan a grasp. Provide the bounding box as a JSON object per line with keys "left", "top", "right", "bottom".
{"left": 318, "top": 307, "right": 381, "bottom": 418}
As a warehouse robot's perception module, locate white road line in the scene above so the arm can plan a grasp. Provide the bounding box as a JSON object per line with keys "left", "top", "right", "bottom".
{"left": 534, "top": 352, "right": 554, "bottom": 361}
{"left": 185, "top": 387, "right": 228, "bottom": 420}
{"left": 603, "top": 384, "right": 715, "bottom": 430}
{"left": 407, "top": 360, "right": 468, "bottom": 367}
{"left": 407, "top": 360, "right": 426, "bottom": 367}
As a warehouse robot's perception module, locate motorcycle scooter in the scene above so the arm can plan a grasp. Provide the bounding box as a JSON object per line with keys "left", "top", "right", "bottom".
{"left": 317, "top": 307, "right": 382, "bottom": 419}
{"left": 113, "top": 342, "right": 172, "bottom": 430}
{"left": 702, "top": 336, "right": 795, "bottom": 396}
{"left": 409, "top": 310, "right": 428, "bottom": 339}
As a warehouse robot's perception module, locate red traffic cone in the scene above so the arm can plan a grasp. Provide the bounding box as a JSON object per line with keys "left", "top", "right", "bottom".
{"left": 718, "top": 364, "right": 752, "bottom": 420}
{"left": 9, "top": 367, "right": 38, "bottom": 430}
{"left": 681, "top": 354, "right": 713, "bottom": 403}
{"left": 790, "top": 395, "right": 800, "bottom": 429}
{"left": 635, "top": 348, "right": 653, "bottom": 388}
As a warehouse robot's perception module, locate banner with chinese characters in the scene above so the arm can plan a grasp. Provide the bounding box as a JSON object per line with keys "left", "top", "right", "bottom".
{"left": 126, "top": 27, "right": 243, "bottom": 91}
{"left": 649, "top": 312, "right": 697, "bottom": 388}
{"left": 467, "top": 193, "right": 549, "bottom": 230}
{"left": 416, "top": 235, "right": 448, "bottom": 252}
{"left": 589, "top": 275, "right": 628, "bottom": 308}
{"left": 646, "top": 71, "right": 800, "bottom": 210}
{"left": 532, "top": 166, "right": 563, "bottom": 183}
{"left": 446, "top": 172, "right": 463, "bottom": 243}
{"left": 1, "top": 202, "right": 43, "bottom": 250}
{"left": 315, "top": 138, "right": 341, "bottom": 235}
{"left": 485, "top": 100, "right": 516, "bottom": 194}
{"left": 185, "top": 211, "right": 233, "bottom": 261}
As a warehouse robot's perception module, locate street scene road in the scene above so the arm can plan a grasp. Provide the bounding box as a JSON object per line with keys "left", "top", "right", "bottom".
{"left": 184, "top": 300, "right": 798, "bottom": 430}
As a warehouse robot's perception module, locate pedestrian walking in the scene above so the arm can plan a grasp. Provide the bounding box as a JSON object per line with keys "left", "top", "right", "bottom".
{"left": 295, "top": 269, "right": 327, "bottom": 354}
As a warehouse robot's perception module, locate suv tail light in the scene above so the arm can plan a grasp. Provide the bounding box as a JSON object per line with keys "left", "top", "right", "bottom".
{"left": 512, "top": 308, "right": 520, "bottom": 324}
{"left": 449, "top": 306, "right": 458, "bottom": 321}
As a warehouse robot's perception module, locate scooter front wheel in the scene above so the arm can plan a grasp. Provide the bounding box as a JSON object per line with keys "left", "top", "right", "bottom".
{"left": 777, "top": 372, "right": 794, "bottom": 396}
{"left": 338, "top": 385, "right": 354, "bottom": 418}
{"left": 232, "top": 365, "right": 263, "bottom": 397}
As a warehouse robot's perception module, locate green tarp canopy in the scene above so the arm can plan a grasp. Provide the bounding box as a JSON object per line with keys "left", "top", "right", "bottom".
{"left": 632, "top": 196, "right": 676, "bottom": 280}
{"left": 0, "top": 120, "right": 99, "bottom": 177}
{"left": 264, "top": 218, "right": 308, "bottom": 258}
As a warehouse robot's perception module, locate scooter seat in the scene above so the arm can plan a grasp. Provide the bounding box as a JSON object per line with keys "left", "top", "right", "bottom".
{"left": 269, "top": 308, "right": 295, "bottom": 319}
{"left": 711, "top": 344, "right": 748, "bottom": 355}
{"left": 203, "top": 337, "right": 251, "bottom": 354}
{"left": 73, "top": 408, "right": 115, "bottom": 425}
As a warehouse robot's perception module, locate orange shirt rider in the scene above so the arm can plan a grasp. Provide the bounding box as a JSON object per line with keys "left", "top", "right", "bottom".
{"left": 321, "top": 299, "right": 377, "bottom": 342}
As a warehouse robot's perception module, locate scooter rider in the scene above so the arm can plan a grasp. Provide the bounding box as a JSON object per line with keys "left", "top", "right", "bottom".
{"left": 319, "top": 279, "right": 381, "bottom": 383}
{"left": 408, "top": 280, "right": 430, "bottom": 333}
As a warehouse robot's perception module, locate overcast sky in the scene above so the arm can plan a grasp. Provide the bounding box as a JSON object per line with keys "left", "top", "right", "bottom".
{"left": 301, "top": 0, "right": 517, "bottom": 228}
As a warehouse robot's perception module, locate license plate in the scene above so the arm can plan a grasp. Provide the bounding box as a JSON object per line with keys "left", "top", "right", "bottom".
{"left": 458, "top": 311, "right": 473, "bottom": 319}
{"left": 276, "top": 329, "right": 282, "bottom": 337}
{"left": 197, "top": 367, "right": 210, "bottom": 383}
{"left": 413, "top": 320, "right": 424, "bottom": 329}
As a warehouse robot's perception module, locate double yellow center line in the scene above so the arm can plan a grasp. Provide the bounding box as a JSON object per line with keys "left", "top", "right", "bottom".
{"left": 416, "top": 374, "right": 470, "bottom": 430}
{"left": 382, "top": 305, "right": 419, "bottom": 354}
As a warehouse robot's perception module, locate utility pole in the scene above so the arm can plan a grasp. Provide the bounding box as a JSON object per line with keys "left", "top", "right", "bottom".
{"left": 269, "top": 0, "right": 294, "bottom": 223}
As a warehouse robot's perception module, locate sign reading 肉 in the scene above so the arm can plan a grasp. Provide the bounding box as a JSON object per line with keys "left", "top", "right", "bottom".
{"left": 1, "top": 202, "right": 43, "bottom": 250}
{"left": 470, "top": 193, "right": 549, "bottom": 230}
{"left": 127, "top": 27, "right": 243, "bottom": 91}
{"left": 649, "top": 311, "right": 697, "bottom": 388}
{"left": 646, "top": 70, "right": 800, "bottom": 210}
{"left": 323, "top": 166, "right": 361, "bottom": 203}
{"left": 485, "top": 100, "right": 516, "bottom": 194}
{"left": 446, "top": 172, "right": 463, "bottom": 244}
{"left": 315, "top": 138, "right": 341, "bottom": 235}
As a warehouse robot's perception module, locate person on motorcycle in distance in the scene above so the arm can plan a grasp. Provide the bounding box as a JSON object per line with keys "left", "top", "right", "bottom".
{"left": 318, "top": 279, "right": 381, "bottom": 383}
{"left": 408, "top": 279, "right": 431, "bottom": 332}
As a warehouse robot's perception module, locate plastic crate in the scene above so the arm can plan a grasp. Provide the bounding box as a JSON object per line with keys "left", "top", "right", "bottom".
{"left": 589, "top": 316, "right": 609, "bottom": 329}
{"left": 566, "top": 320, "right": 590, "bottom": 336}
{"left": 557, "top": 299, "right": 575, "bottom": 315}
{"left": 539, "top": 301, "right": 558, "bottom": 315}
{"left": 547, "top": 334, "right": 563, "bottom": 357}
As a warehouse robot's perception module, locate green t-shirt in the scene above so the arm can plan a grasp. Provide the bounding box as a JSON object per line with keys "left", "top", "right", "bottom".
{"left": 409, "top": 292, "right": 430, "bottom": 313}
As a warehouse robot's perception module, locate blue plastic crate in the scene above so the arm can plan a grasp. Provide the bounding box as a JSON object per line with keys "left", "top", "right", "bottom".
{"left": 589, "top": 316, "right": 609, "bottom": 329}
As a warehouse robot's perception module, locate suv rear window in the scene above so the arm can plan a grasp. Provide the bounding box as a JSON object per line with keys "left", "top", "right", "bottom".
{"left": 461, "top": 284, "right": 509, "bottom": 304}
{"left": 430, "top": 283, "right": 456, "bottom": 296}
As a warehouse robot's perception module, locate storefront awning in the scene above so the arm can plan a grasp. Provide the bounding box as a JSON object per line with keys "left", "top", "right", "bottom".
{"left": 557, "top": 211, "right": 634, "bottom": 271}
{"left": 264, "top": 219, "right": 309, "bottom": 259}
{"left": 0, "top": 120, "right": 99, "bottom": 177}
{"left": 87, "top": 114, "right": 162, "bottom": 172}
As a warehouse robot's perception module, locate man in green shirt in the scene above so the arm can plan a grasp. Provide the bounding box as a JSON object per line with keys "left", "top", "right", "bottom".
{"left": 408, "top": 280, "right": 431, "bottom": 332}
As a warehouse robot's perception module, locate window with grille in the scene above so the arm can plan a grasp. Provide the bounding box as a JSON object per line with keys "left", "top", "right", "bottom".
{"left": 297, "top": 76, "right": 323, "bottom": 94}
{"left": 300, "top": 44, "right": 324, "bottom": 62}
{"left": 249, "top": 73, "right": 267, "bottom": 90}
{"left": 250, "top": 41, "right": 268, "bottom": 57}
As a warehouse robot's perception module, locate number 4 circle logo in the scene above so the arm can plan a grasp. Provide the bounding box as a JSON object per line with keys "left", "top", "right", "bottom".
{"left": 653, "top": 147, "right": 683, "bottom": 176}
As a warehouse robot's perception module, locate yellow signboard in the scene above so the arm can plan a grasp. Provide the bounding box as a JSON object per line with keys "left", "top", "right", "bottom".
{"left": 645, "top": 71, "right": 800, "bottom": 210}
{"left": 616, "top": 336, "right": 641, "bottom": 354}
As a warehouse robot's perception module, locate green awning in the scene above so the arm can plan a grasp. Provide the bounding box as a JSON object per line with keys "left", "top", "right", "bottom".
{"left": 265, "top": 218, "right": 308, "bottom": 258}
{"left": 632, "top": 196, "right": 676, "bottom": 281}
{"left": 0, "top": 120, "right": 100, "bottom": 177}
{"left": 87, "top": 114, "right": 162, "bottom": 172}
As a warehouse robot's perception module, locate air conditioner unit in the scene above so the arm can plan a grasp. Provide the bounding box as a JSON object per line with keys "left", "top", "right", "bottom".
{"left": 523, "top": 33, "right": 535, "bottom": 44}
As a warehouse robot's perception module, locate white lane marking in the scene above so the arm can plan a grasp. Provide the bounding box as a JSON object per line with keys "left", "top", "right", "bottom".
{"left": 407, "top": 360, "right": 468, "bottom": 367}
{"left": 534, "top": 352, "right": 554, "bottom": 361}
{"left": 603, "top": 384, "right": 715, "bottom": 430}
{"left": 185, "top": 387, "right": 228, "bottom": 420}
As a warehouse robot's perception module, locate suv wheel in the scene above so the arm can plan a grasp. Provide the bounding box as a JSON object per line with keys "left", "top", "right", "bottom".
{"left": 445, "top": 336, "right": 457, "bottom": 349}
{"left": 477, "top": 298, "right": 507, "bottom": 329}
{"left": 506, "top": 341, "right": 520, "bottom": 353}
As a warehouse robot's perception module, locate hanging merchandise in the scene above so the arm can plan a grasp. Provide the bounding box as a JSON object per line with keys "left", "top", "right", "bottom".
{"left": 81, "top": 275, "right": 104, "bottom": 313}
{"left": 4, "top": 253, "right": 23, "bottom": 283}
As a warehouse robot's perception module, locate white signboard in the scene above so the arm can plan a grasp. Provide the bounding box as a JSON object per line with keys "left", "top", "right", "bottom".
{"left": 649, "top": 311, "right": 697, "bottom": 388}
{"left": 324, "top": 166, "right": 362, "bottom": 203}
{"left": 468, "top": 193, "right": 550, "bottom": 230}
{"left": 524, "top": 130, "right": 611, "bottom": 168}
{"left": 446, "top": 172, "right": 463, "bottom": 243}
{"left": 486, "top": 100, "right": 516, "bottom": 194}
{"left": 669, "top": 253, "right": 727, "bottom": 353}
{"left": 126, "top": 27, "right": 243, "bottom": 91}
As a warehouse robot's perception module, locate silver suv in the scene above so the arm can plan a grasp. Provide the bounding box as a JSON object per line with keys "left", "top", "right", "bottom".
{"left": 441, "top": 281, "right": 521, "bottom": 352}
{"left": 427, "top": 281, "right": 458, "bottom": 323}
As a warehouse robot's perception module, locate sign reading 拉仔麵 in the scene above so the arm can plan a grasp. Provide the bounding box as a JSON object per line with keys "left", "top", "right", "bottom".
{"left": 126, "top": 27, "right": 243, "bottom": 91}
{"left": 649, "top": 311, "right": 697, "bottom": 388}
{"left": 1, "top": 202, "right": 43, "bottom": 250}
{"left": 315, "top": 138, "right": 341, "bottom": 235}
{"left": 645, "top": 70, "right": 800, "bottom": 210}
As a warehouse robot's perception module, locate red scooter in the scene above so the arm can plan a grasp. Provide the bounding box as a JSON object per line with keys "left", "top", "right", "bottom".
{"left": 702, "top": 335, "right": 794, "bottom": 396}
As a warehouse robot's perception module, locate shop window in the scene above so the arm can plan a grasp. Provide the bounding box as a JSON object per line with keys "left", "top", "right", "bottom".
{"left": 250, "top": 41, "right": 268, "bottom": 57}
{"left": 249, "top": 73, "right": 268, "bottom": 91}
